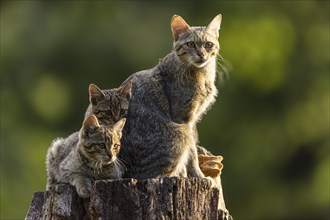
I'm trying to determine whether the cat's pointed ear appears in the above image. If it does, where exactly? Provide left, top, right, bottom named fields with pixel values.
left=206, top=14, right=222, bottom=37
left=113, top=118, right=126, bottom=138
left=171, top=15, right=191, bottom=41
left=117, top=80, right=132, bottom=101
left=83, top=115, right=100, bottom=132
left=89, top=84, right=105, bottom=105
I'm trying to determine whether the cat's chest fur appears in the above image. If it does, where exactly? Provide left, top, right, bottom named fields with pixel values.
left=161, top=54, right=217, bottom=125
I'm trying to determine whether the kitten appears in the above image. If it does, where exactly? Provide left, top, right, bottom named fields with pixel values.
left=85, top=80, right=132, bottom=126
left=46, top=115, right=126, bottom=198
left=119, top=14, right=222, bottom=179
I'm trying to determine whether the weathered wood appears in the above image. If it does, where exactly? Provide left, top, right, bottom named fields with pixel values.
left=41, top=184, right=86, bottom=220
left=25, top=192, right=45, bottom=220
left=26, top=177, right=232, bottom=220
left=89, top=178, right=220, bottom=219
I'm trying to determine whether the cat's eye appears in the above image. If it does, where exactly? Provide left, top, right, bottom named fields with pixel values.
left=105, top=110, right=112, bottom=115
left=120, top=109, right=127, bottom=115
left=186, top=42, right=195, bottom=48
left=205, top=42, right=213, bottom=48
left=113, top=144, right=120, bottom=149
left=98, top=143, right=106, bottom=149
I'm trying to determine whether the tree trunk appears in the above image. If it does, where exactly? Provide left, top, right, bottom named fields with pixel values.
left=26, top=177, right=232, bottom=220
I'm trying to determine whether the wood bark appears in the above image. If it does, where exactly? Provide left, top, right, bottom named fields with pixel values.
left=26, top=177, right=232, bottom=220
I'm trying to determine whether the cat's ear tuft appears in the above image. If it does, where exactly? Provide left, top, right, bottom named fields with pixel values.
left=171, top=15, right=190, bottom=41
left=117, top=80, right=132, bottom=101
left=83, top=115, right=100, bottom=132
left=89, top=84, right=105, bottom=105
left=113, top=118, right=126, bottom=138
left=206, top=14, right=222, bottom=37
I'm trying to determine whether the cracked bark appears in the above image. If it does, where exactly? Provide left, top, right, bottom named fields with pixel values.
left=26, top=177, right=232, bottom=220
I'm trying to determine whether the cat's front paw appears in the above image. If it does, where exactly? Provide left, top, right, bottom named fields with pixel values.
left=75, top=179, right=93, bottom=198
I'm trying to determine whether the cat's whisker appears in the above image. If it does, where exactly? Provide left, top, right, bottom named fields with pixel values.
left=93, top=161, right=98, bottom=174
left=98, top=161, right=103, bottom=174
left=215, top=54, right=231, bottom=86
left=113, top=160, right=120, bottom=172
left=94, top=161, right=98, bottom=174
left=115, top=158, right=127, bottom=171
left=116, top=157, right=128, bottom=171
left=99, top=161, right=103, bottom=174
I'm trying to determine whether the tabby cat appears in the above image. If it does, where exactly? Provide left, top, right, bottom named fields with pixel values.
left=46, top=115, right=126, bottom=198
left=119, top=14, right=222, bottom=179
left=85, top=80, right=132, bottom=126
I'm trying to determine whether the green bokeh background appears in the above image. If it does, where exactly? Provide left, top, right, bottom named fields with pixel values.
left=1, top=1, right=329, bottom=219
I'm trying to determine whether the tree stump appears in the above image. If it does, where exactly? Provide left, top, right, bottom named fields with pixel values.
left=26, top=177, right=232, bottom=220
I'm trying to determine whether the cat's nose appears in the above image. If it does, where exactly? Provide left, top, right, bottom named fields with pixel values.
left=197, top=48, right=206, bottom=58
left=198, top=55, right=207, bottom=62
left=107, top=151, right=113, bottom=160
left=197, top=52, right=207, bottom=62
left=197, top=52, right=205, bottom=58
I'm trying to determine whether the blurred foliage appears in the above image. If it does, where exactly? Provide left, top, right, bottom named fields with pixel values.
left=0, top=1, right=329, bottom=219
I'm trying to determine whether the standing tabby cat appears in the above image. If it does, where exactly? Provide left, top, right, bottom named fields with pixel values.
left=46, top=115, right=126, bottom=198
left=120, top=14, right=222, bottom=179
